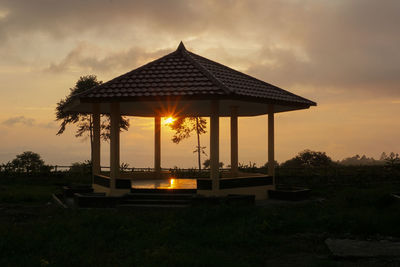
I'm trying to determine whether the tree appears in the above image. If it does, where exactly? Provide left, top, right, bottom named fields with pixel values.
left=380, top=152, right=388, bottom=161
left=281, top=149, right=333, bottom=168
left=339, top=154, right=382, bottom=166
left=11, top=151, right=46, bottom=173
left=262, top=160, right=279, bottom=168
left=0, top=161, right=14, bottom=172
left=384, top=152, right=400, bottom=167
left=56, top=75, right=130, bottom=163
left=202, top=159, right=224, bottom=169
left=69, top=160, right=92, bottom=174
left=169, top=117, right=207, bottom=171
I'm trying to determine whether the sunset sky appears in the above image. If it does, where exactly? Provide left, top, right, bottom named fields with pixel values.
left=0, top=0, right=399, bottom=168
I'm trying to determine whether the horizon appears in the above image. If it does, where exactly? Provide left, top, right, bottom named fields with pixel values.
left=0, top=147, right=394, bottom=169
left=1, top=0, right=399, bottom=168
left=0, top=115, right=397, bottom=168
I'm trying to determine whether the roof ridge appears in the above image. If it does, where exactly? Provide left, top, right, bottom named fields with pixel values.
left=188, top=51, right=316, bottom=106
left=177, top=41, right=186, bottom=51
left=179, top=47, right=232, bottom=95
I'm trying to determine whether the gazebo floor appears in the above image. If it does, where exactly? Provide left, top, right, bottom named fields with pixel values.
left=59, top=188, right=256, bottom=208
left=93, top=173, right=273, bottom=200
left=131, top=178, right=196, bottom=190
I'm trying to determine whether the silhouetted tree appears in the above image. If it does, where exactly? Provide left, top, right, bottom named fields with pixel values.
left=120, top=162, right=130, bottom=172
left=69, top=160, right=92, bottom=174
left=262, top=160, right=280, bottom=168
left=0, top=162, right=14, bottom=172
left=169, top=117, right=207, bottom=171
left=202, top=159, right=224, bottom=169
left=11, top=151, right=46, bottom=173
left=384, top=152, right=400, bottom=167
left=238, top=161, right=258, bottom=172
left=339, top=154, right=383, bottom=166
left=56, top=75, right=130, bottom=163
left=282, top=149, right=333, bottom=168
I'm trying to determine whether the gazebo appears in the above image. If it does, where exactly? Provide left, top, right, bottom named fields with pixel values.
left=64, top=42, right=316, bottom=200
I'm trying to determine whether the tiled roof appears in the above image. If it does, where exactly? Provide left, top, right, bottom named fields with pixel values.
left=79, top=42, right=316, bottom=107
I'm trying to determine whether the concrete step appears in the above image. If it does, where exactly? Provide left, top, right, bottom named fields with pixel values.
left=117, top=203, right=190, bottom=208
left=125, top=193, right=194, bottom=200
left=121, top=198, right=191, bottom=205
left=130, top=188, right=197, bottom=194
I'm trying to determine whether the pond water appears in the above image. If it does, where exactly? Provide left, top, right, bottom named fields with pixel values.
left=131, top=178, right=197, bottom=189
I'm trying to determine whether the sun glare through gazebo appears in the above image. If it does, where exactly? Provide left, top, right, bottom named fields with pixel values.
left=163, top=116, right=176, bottom=125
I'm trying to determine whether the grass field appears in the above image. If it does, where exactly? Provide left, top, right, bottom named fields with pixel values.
left=0, top=176, right=400, bottom=266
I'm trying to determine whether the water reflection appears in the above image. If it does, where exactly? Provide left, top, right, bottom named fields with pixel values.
left=131, top=178, right=196, bottom=189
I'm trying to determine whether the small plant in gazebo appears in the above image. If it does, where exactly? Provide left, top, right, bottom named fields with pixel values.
left=169, top=117, right=207, bottom=171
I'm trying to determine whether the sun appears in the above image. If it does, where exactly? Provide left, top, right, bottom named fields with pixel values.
left=164, top=116, right=175, bottom=125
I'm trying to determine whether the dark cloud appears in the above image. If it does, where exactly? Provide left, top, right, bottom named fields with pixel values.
left=242, top=1, right=400, bottom=95
left=0, top=0, right=211, bottom=42
left=1, top=0, right=400, bottom=95
left=46, top=43, right=170, bottom=73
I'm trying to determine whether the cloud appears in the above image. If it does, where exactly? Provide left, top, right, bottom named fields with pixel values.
left=2, top=116, right=35, bottom=126
left=240, top=1, right=400, bottom=95
left=0, top=0, right=211, bottom=42
left=46, top=43, right=170, bottom=74
left=2, top=116, right=56, bottom=129
left=1, top=0, right=400, bottom=96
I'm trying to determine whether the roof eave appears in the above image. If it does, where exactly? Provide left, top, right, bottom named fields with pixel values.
left=78, top=93, right=315, bottom=109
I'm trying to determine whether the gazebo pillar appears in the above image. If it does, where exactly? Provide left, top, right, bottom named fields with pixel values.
left=154, top=116, right=161, bottom=174
left=268, top=104, right=275, bottom=181
left=110, top=102, right=120, bottom=192
left=92, top=103, right=101, bottom=175
left=210, top=100, right=220, bottom=192
left=230, top=106, right=239, bottom=177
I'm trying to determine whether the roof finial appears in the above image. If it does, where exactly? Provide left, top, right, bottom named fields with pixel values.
left=177, top=41, right=186, bottom=51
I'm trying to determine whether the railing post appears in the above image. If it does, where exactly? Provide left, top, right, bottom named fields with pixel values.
left=92, top=103, right=101, bottom=175
left=154, top=116, right=161, bottom=174
left=109, top=102, right=120, bottom=193
left=210, top=100, right=220, bottom=192
left=268, top=104, right=275, bottom=183
left=230, top=106, right=239, bottom=177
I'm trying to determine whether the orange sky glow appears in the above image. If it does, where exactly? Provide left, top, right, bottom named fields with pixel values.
left=0, top=0, right=399, bottom=168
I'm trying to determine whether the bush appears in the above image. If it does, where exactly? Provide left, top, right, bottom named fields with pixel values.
left=1, top=151, right=53, bottom=175
left=281, top=150, right=334, bottom=168
left=69, top=160, right=92, bottom=174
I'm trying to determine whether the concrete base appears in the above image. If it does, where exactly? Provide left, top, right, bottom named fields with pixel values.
left=197, top=185, right=274, bottom=200
left=92, top=184, right=130, bottom=197
left=119, top=171, right=171, bottom=180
